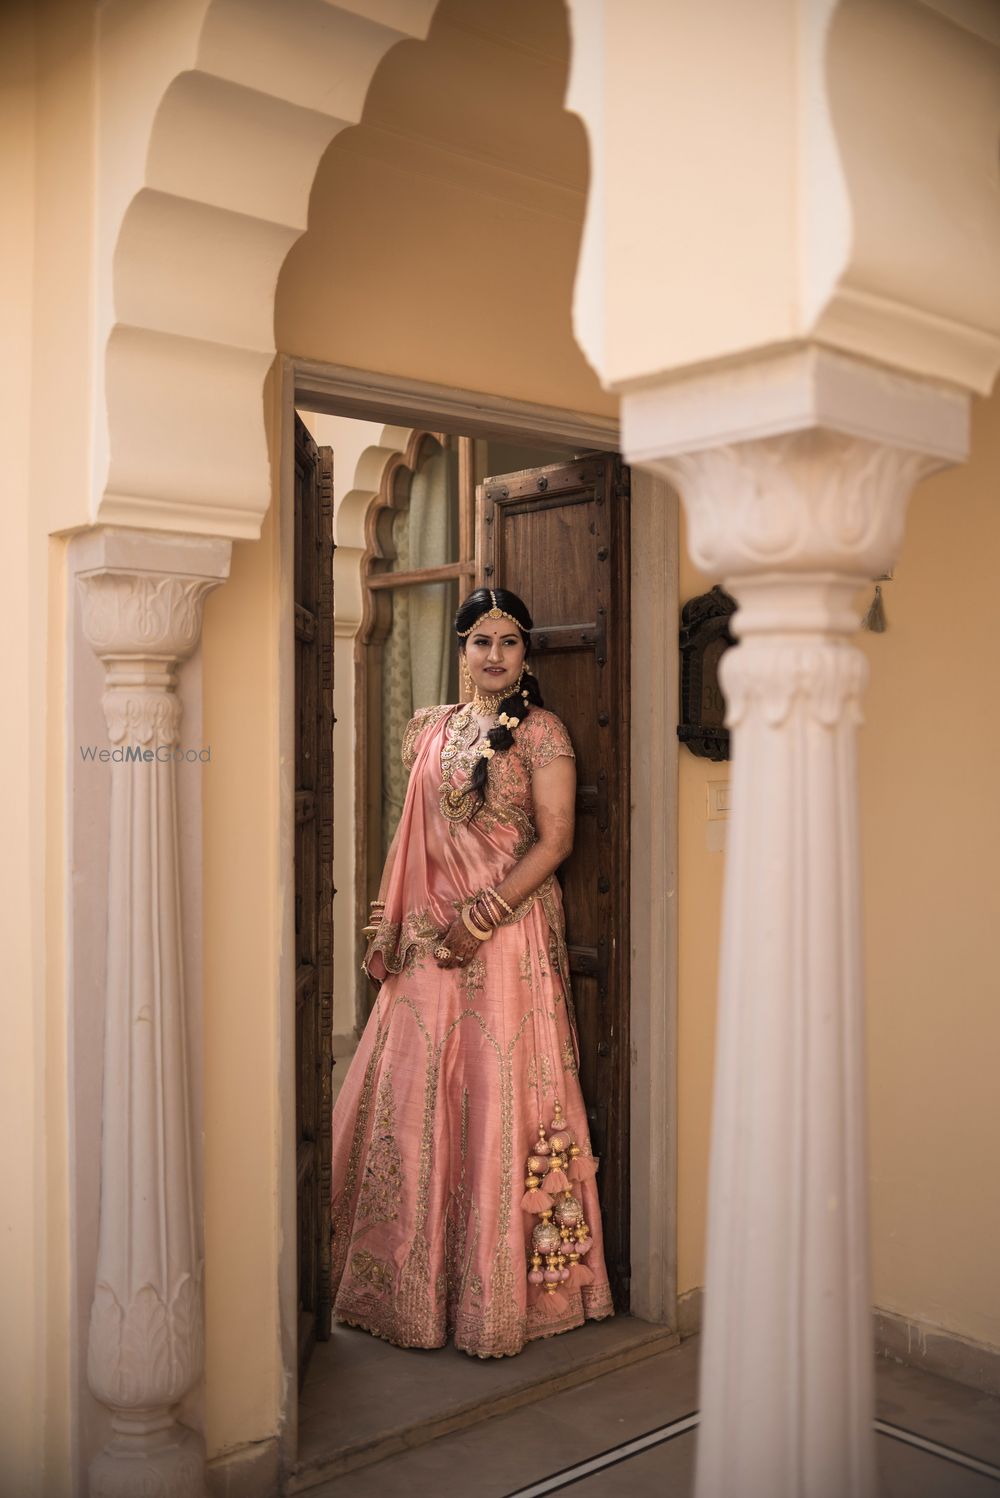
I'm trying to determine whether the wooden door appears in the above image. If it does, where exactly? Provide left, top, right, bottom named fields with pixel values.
left=477, top=454, right=631, bottom=1309
left=294, top=416, right=335, bottom=1379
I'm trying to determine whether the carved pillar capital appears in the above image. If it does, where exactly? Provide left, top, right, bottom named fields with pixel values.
left=662, top=429, right=939, bottom=767
left=74, top=528, right=230, bottom=1498
left=78, top=564, right=223, bottom=751
left=78, top=567, right=221, bottom=659
left=664, top=427, right=936, bottom=592
left=622, top=351, right=969, bottom=1498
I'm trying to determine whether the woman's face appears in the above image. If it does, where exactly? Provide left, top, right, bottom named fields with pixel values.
left=463, top=619, right=527, bottom=699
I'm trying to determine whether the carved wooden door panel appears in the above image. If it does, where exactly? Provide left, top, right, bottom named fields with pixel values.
left=477, top=454, right=631, bottom=1309
left=294, top=416, right=335, bottom=1380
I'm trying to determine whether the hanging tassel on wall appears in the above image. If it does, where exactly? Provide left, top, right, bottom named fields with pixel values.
left=861, top=570, right=893, bottom=633
left=862, top=583, right=887, bottom=633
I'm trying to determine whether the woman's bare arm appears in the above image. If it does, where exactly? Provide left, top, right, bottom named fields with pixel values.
left=495, top=753, right=576, bottom=909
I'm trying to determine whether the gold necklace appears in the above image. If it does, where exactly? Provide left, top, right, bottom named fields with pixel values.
left=468, top=665, right=525, bottom=716
left=471, top=687, right=505, bottom=713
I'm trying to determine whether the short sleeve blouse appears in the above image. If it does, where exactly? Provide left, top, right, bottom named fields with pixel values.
left=401, top=704, right=451, bottom=772
left=513, top=708, right=575, bottom=774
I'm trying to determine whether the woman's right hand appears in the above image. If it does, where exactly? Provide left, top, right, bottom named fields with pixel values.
left=434, top=916, right=482, bottom=970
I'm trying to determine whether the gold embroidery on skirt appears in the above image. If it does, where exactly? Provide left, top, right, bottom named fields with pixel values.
left=356, top=1069, right=401, bottom=1228
left=527, top=1049, right=555, bottom=1109
left=332, top=1002, right=390, bottom=1286
left=349, top=1250, right=393, bottom=1296
left=461, top=955, right=486, bottom=1004
left=475, top=1007, right=533, bottom=1356
left=394, top=1000, right=437, bottom=1341
left=394, top=1001, right=521, bottom=1347
left=338, top=997, right=609, bottom=1358
left=538, top=881, right=578, bottom=1032
left=445, top=1086, right=472, bottom=1333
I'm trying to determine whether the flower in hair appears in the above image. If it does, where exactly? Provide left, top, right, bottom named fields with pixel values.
left=498, top=712, right=520, bottom=729
left=480, top=744, right=495, bottom=759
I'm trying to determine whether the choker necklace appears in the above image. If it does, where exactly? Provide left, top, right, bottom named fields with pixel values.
left=467, top=666, right=526, bottom=716
left=471, top=687, right=506, bottom=714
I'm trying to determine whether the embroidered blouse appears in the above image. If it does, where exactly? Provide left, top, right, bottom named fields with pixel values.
left=403, top=702, right=575, bottom=837
left=363, top=702, right=576, bottom=983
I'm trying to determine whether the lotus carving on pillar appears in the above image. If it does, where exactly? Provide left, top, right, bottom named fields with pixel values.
left=88, top=1272, right=204, bottom=1411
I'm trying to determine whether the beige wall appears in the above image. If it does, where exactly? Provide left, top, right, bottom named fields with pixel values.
left=861, top=387, right=1000, bottom=1350
left=276, top=134, right=611, bottom=419
left=275, top=0, right=613, bottom=421
left=0, top=9, right=43, bottom=1488
left=0, top=4, right=75, bottom=1491
left=201, top=499, right=283, bottom=1457
left=674, top=386, right=1000, bottom=1350
left=675, top=536, right=726, bottom=1298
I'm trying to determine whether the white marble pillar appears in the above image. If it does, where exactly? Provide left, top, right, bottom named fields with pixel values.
left=624, top=351, right=968, bottom=1498
left=76, top=529, right=230, bottom=1498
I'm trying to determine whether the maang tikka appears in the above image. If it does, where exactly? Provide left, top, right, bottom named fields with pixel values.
left=456, top=590, right=524, bottom=638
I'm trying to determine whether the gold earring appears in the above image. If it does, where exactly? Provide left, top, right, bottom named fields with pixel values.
left=461, top=655, right=473, bottom=696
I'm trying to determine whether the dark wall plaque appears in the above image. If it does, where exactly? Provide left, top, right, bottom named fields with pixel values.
left=677, top=585, right=737, bottom=761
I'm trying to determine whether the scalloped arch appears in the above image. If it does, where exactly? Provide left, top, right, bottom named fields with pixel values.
left=331, top=424, right=418, bottom=635
left=99, top=0, right=438, bottom=540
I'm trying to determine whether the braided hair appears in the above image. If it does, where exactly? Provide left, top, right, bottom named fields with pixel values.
left=455, top=587, right=545, bottom=812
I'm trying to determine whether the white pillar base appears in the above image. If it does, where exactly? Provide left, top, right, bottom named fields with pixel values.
left=90, top=1421, right=205, bottom=1498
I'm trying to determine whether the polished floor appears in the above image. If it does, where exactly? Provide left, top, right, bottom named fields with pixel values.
left=296, top=1324, right=1000, bottom=1497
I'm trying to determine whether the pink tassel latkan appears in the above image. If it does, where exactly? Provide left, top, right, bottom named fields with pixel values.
left=569, top=1155, right=599, bottom=1182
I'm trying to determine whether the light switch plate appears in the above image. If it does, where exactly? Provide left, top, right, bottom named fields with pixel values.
left=707, top=780, right=731, bottom=821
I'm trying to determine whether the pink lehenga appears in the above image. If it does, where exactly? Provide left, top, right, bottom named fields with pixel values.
left=331, top=702, right=614, bottom=1358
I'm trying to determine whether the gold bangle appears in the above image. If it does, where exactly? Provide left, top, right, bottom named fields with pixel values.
left=476, top=892, right=501, bottom=924
left=461, top=905, right=493, bottom=942
left=488, top=887, right=516, bottom=918
left=470, top=897, right=498, bottom=931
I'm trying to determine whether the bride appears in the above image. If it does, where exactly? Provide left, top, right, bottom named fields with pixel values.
left=330, top=586, right=613, bottom=1358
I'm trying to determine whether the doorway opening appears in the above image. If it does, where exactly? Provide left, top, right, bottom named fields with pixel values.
left=283, top=367, right=676, bottom=1487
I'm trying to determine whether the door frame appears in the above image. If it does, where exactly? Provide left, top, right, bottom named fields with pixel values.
left=275, top=356, right=679, bottom=1462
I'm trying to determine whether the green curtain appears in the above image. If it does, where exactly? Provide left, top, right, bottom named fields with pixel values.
left=379, top=444, right=456, bottom=857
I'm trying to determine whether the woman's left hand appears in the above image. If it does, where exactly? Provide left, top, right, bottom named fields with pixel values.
left=434, top=917, right=482, bottom=969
